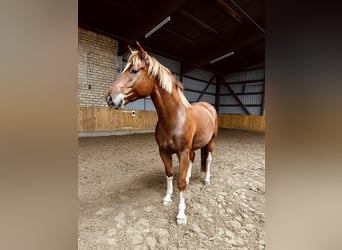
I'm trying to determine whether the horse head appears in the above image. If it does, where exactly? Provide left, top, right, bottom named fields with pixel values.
left=106, top=42, right=154, bottom=109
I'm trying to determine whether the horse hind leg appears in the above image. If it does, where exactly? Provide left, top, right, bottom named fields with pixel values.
left=186, top=150, right=195, bottom=185
left=201, top=144, right=214, bottom=185
left=204, top=152, right=212, bottom=184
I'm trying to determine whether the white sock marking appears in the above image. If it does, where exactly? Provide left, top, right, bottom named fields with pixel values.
left=204, top=153, right=212, bottom=183
left=176, top=191, right=187, bottom=224
left=163, top=175, right=173, bottom=206
left=186, top=161, right=193, bottom=184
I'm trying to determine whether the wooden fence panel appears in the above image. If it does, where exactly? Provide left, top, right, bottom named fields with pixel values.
left=78, top=107, right=158, bottom=132
left=218, top=114, right=265, bottom=132
left=78, top=107, right=264, bottom=132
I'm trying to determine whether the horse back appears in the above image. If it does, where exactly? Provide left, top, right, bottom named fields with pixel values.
left=191, top=102, right=218, bottom=127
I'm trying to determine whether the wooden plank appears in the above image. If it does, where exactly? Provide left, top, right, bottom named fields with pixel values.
left=78, top=106, right=96, bottom=131
left=179, top=9, right=219, bottom=34
left=229, top=0, right=265, bottom=33
left=79, top=110, right=265, bottom=132
left=216, top=0, right=243, bottom=24
left=78, top=107, right=158, bottom=132
left=163, top=28, right=197, bottom=46
left=218, top=114, right=265, bottom=132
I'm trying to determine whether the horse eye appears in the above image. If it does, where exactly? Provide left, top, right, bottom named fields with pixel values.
left=130, top=69, right=138, bottom=74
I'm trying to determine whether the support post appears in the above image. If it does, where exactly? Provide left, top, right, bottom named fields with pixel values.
left=215, top=75, right=221, bottom=112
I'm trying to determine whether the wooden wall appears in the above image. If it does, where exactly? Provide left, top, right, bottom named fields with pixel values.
left=78, top=107, right=158, bottom=132
left=78, top=107, right=265, bottom=133
left=218, top=114, right=265, bottom=132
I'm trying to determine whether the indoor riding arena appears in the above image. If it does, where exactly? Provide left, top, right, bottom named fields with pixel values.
left=79, top=0, right=265, bottom=249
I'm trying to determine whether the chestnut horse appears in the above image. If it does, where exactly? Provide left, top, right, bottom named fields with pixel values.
left=106, top=42, right=218, bottom=225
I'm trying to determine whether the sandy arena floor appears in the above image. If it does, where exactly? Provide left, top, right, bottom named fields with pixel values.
left=78, top=129, right=265, bottom=249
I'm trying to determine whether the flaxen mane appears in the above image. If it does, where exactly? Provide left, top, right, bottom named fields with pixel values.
left=125, top=51, right=191, bottom=108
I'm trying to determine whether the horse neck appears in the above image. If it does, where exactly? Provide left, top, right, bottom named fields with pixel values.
left=150, top=80, right=185, bottom=124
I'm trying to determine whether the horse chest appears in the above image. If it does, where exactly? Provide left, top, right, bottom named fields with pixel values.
left=159, top=137, right=178, bottom=152
left=157, top=132, right=187, bottom=153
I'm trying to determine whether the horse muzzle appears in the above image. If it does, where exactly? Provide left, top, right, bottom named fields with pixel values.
left=106, top=94, right=124, bottom=109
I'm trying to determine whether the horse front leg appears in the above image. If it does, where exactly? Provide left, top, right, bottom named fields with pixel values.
left=176, top=149, right=190, bottom=225
left=186, top=150, right=195, bottom=185
left=159, top=149, right=173, bottom=206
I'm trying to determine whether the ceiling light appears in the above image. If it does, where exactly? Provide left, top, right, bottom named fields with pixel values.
left=145, top=16, right=171, bottom=39
left=210, top=51, right=235, bottom=64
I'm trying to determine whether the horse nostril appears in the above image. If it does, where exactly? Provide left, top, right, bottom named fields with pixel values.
left=106, top=94, right=123, bottom=109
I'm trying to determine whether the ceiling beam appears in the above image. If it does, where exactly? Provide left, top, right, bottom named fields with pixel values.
left=222, top=53, right=264, bottom=75
left=118, top=0, right=190, bottom=55
left=229, top=0, right=265, bottom=33
left=79, top=0, right=264, bottom=76
left=124, top=0, right=190, bottom=41
left=163, top=28, right=197, bottom=46
left=216, top=0, right=243, bottom=24
left=181, top=28, right=264, bottom=74
left=179, top=9, right=219, bottom=35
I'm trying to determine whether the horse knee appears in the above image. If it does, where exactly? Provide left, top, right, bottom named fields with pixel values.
left=177, top=179, right=187, bottom=191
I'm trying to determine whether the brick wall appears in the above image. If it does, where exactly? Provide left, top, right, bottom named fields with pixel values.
left=78, top=27, right=122, bottom=107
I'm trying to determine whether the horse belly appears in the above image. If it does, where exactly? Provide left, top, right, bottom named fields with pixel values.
left=190, top=103, right=217, bottom=150
left=192, top=128, right=213, bottom=150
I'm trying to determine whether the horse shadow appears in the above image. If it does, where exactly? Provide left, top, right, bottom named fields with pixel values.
left=106, top=171, right=166, bottom=206
left=105, top=163, right=204, bottom=209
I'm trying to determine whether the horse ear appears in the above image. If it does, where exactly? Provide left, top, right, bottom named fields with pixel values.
left=127, top=45, right=133, bottom=53
left=136, top=41, right=147, bottom=59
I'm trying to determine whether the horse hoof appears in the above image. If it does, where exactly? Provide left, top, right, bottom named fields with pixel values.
left=163, top=200, right=172, bottom=206
left=176, top=216, right=187, bottom=225
left=204, top=180, right=210, bottom=185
